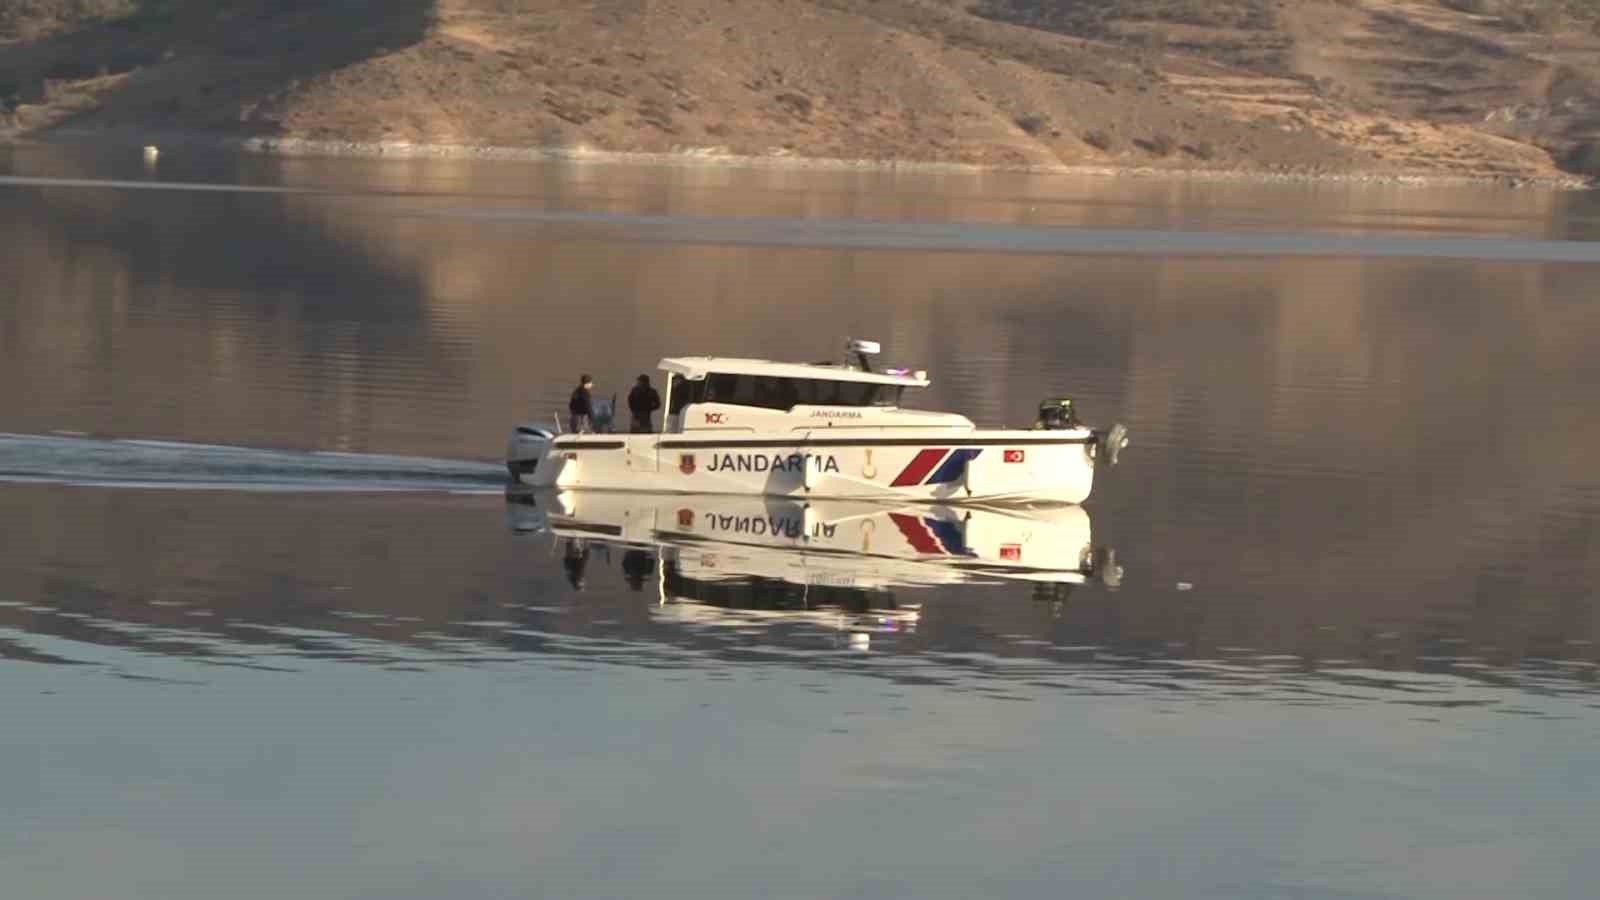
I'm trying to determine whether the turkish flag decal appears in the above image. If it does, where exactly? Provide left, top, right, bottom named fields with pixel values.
left=1003, top=449, right=1025, bottom=463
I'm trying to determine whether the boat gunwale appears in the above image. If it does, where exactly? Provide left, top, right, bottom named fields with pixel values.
left=550, top=435, right=1096, bottom=451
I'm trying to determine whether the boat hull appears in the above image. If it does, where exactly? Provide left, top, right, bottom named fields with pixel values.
left=508, top=430, right=1101, bottom=504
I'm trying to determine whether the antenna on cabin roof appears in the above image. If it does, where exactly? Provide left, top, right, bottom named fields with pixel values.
left=846, top=338, right=880, bottom=373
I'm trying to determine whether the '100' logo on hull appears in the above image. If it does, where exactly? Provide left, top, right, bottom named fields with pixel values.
left=705, top=453, right=841, bottom=473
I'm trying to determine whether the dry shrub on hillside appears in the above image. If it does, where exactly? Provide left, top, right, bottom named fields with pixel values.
left=1014, top=113, right=1048, bottom=135
left=1142, top=132, right=1177, bottom=156
left=1082, top=128, right=1116, bottom=150
left=775, top=92, right=813, bottom=118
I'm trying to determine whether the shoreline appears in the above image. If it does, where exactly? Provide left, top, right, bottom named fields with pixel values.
left=8, top=128, right=1595, bottom=191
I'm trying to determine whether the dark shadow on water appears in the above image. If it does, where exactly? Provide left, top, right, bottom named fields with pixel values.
left=0, top=168, right=427, bottom=313
left=0, top=141, right=480, bottom=453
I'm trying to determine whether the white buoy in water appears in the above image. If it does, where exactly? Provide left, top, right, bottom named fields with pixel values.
left=143, top=145, right=159, bottom=163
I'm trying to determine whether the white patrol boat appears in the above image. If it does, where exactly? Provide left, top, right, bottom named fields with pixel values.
left=506, top=340, right=1128, bottom=505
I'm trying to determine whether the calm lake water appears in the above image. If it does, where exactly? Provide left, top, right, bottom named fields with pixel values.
left=3, top=142, right=1599, bottom=899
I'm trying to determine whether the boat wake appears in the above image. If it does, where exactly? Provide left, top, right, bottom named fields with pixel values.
left=0, top=433, right=506, bottom=494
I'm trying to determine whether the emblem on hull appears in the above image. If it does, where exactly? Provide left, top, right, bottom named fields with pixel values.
left=679, top=454, right=696, bottom=475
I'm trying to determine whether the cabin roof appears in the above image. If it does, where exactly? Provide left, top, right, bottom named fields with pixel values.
left=657, top=356, right=930, bottom=387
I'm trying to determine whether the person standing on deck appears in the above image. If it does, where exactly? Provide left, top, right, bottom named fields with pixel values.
left=627, top=374, right=661, bottom=433
left=568, top=374, right=594, bottom=434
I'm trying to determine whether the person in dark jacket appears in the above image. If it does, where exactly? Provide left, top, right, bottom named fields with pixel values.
left=627, top=374, right=661, bottom=433
left=568, top=374, right=594, bottom=433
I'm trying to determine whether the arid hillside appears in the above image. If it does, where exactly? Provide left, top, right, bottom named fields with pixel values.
left=2, top=0, right=1598, bottom=181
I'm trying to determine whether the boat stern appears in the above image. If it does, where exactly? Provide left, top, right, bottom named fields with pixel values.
left=505, top=425, right=556, bottom=483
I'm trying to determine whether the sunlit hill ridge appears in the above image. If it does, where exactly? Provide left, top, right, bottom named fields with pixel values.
left=3, top=1, right=1599, bottom=179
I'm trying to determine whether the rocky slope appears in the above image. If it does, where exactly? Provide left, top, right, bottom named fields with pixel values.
left=2, top=0, right=1597, bottom=180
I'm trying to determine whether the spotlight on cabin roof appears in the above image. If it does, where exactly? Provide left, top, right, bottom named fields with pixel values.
left=846, top=339, right=880, bottom=355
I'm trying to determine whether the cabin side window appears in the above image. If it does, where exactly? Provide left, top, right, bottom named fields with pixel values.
left=700, top=374, right=903, bottom=410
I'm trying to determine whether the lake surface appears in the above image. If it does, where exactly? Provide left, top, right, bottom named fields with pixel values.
left=3, top=142, right=1598, bottom=899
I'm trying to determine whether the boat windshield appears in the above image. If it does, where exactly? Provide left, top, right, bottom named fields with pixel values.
left=671, top=373, right=904, bottom=412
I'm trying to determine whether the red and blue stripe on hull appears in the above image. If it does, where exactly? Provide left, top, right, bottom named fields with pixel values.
left=889, top=448, right=983, bottom=487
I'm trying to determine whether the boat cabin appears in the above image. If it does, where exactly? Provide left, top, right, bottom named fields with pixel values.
left=656, top=356, right=969, bottom=433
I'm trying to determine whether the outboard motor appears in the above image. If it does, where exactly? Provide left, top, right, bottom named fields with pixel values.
left=1035, top=397, right=1128, bottom=467
left=505, top=424, right=555, bottom=481
left=1035, top=397, right=1082, bottom=430
left=1093, top=423, right=1129, bottom=467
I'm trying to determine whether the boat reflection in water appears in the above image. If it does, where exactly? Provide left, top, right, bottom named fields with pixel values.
left=506, top=489, right=1120, bottom=649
